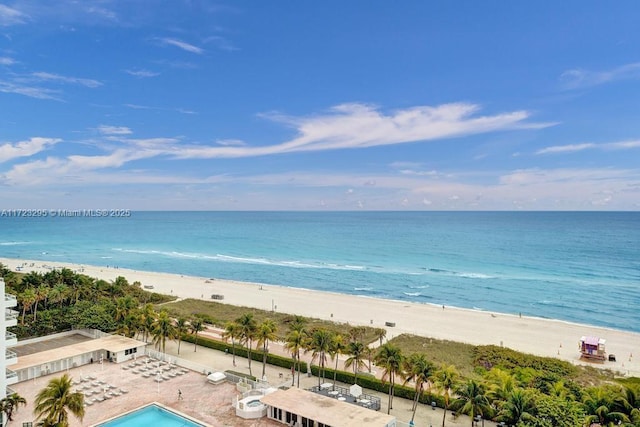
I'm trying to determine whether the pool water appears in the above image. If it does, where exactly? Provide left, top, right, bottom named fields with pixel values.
left=96, top=404, right=205, bottom=427
left=246, top=399, right=263, bottom=407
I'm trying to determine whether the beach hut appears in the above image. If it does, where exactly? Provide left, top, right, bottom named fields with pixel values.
left=579, top=336, right=606, bottom=361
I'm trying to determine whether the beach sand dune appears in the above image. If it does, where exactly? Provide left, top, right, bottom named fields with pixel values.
left=2, top=257, right=639, bottom=377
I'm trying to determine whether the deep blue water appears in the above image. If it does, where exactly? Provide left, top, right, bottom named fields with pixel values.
left=1, top=211, right=638, bottom=332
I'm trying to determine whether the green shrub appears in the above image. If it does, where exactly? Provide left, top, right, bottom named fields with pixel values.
left=181, top=334, right=307, bottom=372
left=473, top=345, right=576, bottom=377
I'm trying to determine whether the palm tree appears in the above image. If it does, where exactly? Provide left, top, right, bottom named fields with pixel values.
left=48, top=283, right=69, bottom=308
left=0, top=392, right=27, bottom=423
left=114, top=295, right=137, bottom=323
left=175, top=317, right=188, bottom=354
left=256, top=319, right=278, bottom=378
left=344, top=341, right=367, bottom=384
left=236, top=313, right=258, bottom=376
left=33, top=285, right=48, bottom=322
left=222, top=321, right=241, bottom=366
left=190, top=318, right=205, bottom=352
left=451, top=379, right=492, bottom=427
left=284, top=328, right=307, bottom=387
left=287, top=315, right=307, bottom=333
left=140, top=303, right=156, bottom=343
left=306, top=328, right=333, bottom=387
left=33, top=374, right=84, bottom=427
left=151, top=310, right=176, bottom=354
left=496, top=388, right=537, bottom=426
left=403, top=353, right=436, bottom=424
left=329, top=334, right=347, bottom=388
left=486, top=367, right=517, bottom=410
left=433, top=364, right=459, bottom=427
left=613, top=385, right=640, bottom=422
left=583, top=386, right=630, bottom=427
left=374, top=327, right=387, bottom=346
left=348, top=326, right=367, bottom=343
left=19, top=288, right=36, bottom=325
left=375, top=343, right=404, bottom=414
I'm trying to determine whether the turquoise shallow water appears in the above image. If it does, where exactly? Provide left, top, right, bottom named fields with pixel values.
left=96, top=404, right=204, bottom=426
left=1, top=211, right=638, bottom=332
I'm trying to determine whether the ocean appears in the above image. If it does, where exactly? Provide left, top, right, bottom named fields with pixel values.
left=0, top=211, right=638, bottom=332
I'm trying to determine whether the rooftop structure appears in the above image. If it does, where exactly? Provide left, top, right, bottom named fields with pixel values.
left=11, top=333, right=147, bottom=382
left=260, top=387, right=396, bottom=427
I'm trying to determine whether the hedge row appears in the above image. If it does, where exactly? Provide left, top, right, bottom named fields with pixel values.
left=181, top=334, right=308, bottom=372
left=182, top=333, right=447, bottom=410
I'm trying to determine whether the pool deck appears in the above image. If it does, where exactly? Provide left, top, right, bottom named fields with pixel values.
left=10, top=355, right=279, bottom=427
left=9, top=330, right=496, bottom=427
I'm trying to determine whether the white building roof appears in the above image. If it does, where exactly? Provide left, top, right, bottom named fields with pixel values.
left=260, top=387, right=396, bottom=427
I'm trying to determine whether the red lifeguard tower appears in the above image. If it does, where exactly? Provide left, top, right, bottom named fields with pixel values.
left=579, top=336, right=606, bottom=361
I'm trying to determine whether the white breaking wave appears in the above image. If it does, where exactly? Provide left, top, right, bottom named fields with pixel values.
left=112, top=248, right=368, bottom=272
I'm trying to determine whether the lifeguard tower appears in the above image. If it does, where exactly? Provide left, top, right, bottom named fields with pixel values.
left=579, top=336, right=606, bottom=361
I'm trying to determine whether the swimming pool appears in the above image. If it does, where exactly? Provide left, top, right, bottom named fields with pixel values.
left=95, top=403, right=206, bottom=427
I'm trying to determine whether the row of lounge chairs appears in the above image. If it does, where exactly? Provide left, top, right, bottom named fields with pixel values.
left=83, top=388, right=129, bottom=407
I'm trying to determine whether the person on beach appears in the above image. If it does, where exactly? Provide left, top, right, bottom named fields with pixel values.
left=178, top=389, right=183, bottom=400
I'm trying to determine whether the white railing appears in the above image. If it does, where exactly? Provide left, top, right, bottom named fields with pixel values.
left=5, top=349, right=17, bottom=361
left=4, top=294, right=17, bottom=307
left=6, top=369, right=17, bottom=380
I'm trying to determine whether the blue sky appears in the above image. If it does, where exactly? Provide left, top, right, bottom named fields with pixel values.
left=1, top=1, right=639, bottom=210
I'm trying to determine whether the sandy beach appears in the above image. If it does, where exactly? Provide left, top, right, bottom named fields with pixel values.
left=2, top=256, right=639, bottom=378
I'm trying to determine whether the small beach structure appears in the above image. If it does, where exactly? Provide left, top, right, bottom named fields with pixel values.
left=206, top=372, right=226, bottom=385
left=579, top=336, right=606, bottom=361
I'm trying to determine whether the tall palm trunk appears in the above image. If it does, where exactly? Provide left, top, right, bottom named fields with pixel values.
left=261, top=341, right=268, bottom=378
left=247, top=338, right=253, bottom=376
left=291, top=353, right=297, bottom=386
left=387, top=371, right=393, bottom=414
left=296, top=350, right=301, bottom=387
left=411, top=384, right=421, bottom=420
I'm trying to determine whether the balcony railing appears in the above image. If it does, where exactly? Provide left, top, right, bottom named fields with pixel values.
left=6, top=386, right=16, bottom=396
left=4, top=294, right=17, bottom=307
left=5, top=331, right=16, bottom=342
left=5, top=308, right=18, bottom=321
left=5, top=349, right=17, bottom=362
left=6, top=369, right=17, bottom=380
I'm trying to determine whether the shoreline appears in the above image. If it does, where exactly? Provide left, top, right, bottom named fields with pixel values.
left=2, top=256, right=639, bottom=377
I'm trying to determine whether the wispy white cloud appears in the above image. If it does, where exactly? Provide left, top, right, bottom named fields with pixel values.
left=0, top=80, right=61, bottom=100
left=536, top=143, right=595, bottom=155
left=607, top=140, right=640, bottom=150
left=560, top=62, right=640, bottom=89
left=31, top=72, right=102, bottom=88
left=124, top=103, right=197, bottom=115
left=159, top=37, right=204, bottom=54
left=97, top=125, right=132, bottom=135
left=0, top=137, right=60, bottom=163
left=216, top=139, right=246, bottom=146
left=0, top=56, right=15, bottom=65
left=536, top=139, right=640, bottom=155
left=85, top=6, right=118, bottom=21
left=175, top=102, right=554, bottom=159
left=203, top=35, right=238, bottom=52
left=0, top=4, right=28, bottom=26
left=125, top=69, right=159, bottom=78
